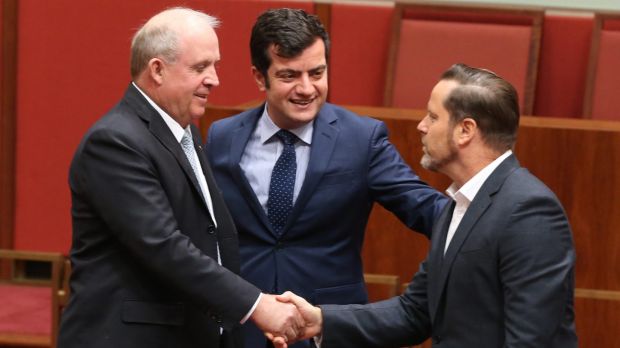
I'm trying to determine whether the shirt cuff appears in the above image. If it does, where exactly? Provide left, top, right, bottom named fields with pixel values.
left=240, top=293, right=263, bottom=324
left=313, top=335, right=323, bottom=347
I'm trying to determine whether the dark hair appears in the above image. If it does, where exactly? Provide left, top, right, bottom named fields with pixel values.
left=441, top=63, right=520, bottom=151
left=250, top=8, right=330, bottom=87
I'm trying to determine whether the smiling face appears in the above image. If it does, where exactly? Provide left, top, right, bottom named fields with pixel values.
left=156, top=24, right=220, bottom=128
left=417, top=79, right=461, bottom=173
left=253, top=39, right=328, bottom=130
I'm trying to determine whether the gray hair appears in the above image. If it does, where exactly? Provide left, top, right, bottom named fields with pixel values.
left=130, top=7, right=220, bottom=79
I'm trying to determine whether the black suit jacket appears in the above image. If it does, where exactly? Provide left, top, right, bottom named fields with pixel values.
left=320, top=155, right=577, bottom=347
left=58, top=84, right=260, bottom=348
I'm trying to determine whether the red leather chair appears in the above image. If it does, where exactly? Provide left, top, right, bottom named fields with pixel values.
left=0, top=250, right=69, bottom=348
left=384, top=3, right=543, bottom=115
left=583, top=14, right=620, bottom=120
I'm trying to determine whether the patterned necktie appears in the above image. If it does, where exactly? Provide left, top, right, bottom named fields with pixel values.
left=267, top=130, right=298, bottom=235
left=181, top=129, right=221, bottom=265
left=181, top=129, right=203, bottom=191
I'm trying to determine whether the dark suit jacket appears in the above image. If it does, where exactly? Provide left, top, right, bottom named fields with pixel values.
left=207, top=103, right=448, bottom=347
left=320, top=155, right=577, bottom=347
left=58, top=84, right=261, bottom=348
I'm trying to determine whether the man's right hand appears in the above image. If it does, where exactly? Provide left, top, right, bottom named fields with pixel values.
left=250, top=293, right=305, bottom=344
left=270, top=291, right=323, bottom=347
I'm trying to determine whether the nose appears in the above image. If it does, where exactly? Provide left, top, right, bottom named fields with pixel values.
left=295, top=74, right=313, bottom=95
left=203, top=66, right=220, bottom=88
left=417, top=115, right=429, bottom=133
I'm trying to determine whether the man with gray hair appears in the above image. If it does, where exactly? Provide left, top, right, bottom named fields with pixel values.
left=58, top=7, right=303, bottom=348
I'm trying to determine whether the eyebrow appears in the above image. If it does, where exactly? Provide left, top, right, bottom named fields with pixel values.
left=192, top=57, right=220, bottom=67
left=309, top=65, right=327, bottom=72
left=274, top=69, right=298, bottom=76
left=274, top=64, right=327, bottom=75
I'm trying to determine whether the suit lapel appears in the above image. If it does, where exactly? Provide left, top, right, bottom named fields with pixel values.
left=429, top=155, right=520, bottom=321
left=126, top=84, right=209, bottom=213
left=228, top=107, right=275, bottom=234
left=427, top=200, right=455, bottom=319
left=192, top=125, right=218, bottom=220
left=284, top=107, right=339, bottom=234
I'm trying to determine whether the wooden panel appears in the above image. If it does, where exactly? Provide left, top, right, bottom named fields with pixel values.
left=574, top=296, right=620, bottom=347
left=364, top=273, right=400, bottom=302
left=0, top=0, right=17, bottom=252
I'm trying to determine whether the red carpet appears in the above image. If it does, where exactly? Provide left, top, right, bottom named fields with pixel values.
left=0, top=284, right=51, bottom=335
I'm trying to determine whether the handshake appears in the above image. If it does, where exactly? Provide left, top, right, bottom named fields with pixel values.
left=250, top=291, right=323, bottom=348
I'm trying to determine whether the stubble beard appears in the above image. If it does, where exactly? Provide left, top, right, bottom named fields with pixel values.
left=420, top=153, right=438, bottom=172
left=420, top=138, right=458, bottom=173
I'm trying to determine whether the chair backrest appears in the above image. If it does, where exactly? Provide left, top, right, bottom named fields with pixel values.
left=384, top=4, right=543, bottom=115
left=200, top=104, right=251, bottom=139
left=583, top=14, right=620, bottom=120
left=0, top=249, right=68, bottom=348
left=364, top=273, right=401, bottom=302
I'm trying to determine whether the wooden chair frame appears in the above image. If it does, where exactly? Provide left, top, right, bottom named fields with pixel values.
left=582, top=12, right=620, bottom=119
left=364, top=272, right=401, bottom=299
left=384, top=3, right=543, bottom=115
left=0, top=249, right=69, bottom=348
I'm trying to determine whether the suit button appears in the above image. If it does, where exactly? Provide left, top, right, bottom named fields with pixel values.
left=207, top=225, right=215, bottom=234
left=432, top=335, right=442, bottom=344
left=275, top=241, right=284, bottom=251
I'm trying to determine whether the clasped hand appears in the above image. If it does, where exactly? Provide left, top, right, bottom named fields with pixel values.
left=251, top=291, right=323, bottom=348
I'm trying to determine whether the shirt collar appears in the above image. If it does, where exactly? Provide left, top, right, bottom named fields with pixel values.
left=132, top=82, right=189, bottom=142
left=446, top=150, right=513, bottom=203
left=257, top=104, right=313, bottom=145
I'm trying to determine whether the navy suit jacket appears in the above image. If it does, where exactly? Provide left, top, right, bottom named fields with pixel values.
left=320, top=155, right=577, bottom=348
left=58, top=84, right=260, bottom=348
left=207, top=103, right=447, bottom=347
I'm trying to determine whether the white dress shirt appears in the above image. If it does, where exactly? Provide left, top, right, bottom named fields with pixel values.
left=444, top=150, right=512, bottom=254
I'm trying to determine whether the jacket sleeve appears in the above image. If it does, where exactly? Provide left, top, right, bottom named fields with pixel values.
left=320, top=260, right=432, bottom=347
left=499, top=193, right=575, bottom=346
left=367, top=120, right=449, bottom=237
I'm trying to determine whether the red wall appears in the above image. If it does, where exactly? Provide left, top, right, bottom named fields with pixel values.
left=12, top=0, right=312, bottom=253
left=8, top=2, right=602, bottom=253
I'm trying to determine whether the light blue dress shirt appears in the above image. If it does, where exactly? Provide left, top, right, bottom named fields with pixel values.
left=240, top=105, right=313, bottom=213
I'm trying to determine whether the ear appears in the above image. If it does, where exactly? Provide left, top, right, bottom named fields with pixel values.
left=251, top=66, right=267, bottom=92
left=147, top=58, right=165, bottom=85
left=455, top=117, right=477, bottom=146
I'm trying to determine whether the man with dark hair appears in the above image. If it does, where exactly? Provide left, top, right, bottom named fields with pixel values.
left=275, top=63, right=578, bottom=348
left=58, top=8, right=304, bottom=348
left=206, top=8, right=447, bottom=348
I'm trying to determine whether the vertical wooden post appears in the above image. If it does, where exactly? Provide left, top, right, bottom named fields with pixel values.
left=1, top=0, right=18, bottom=252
